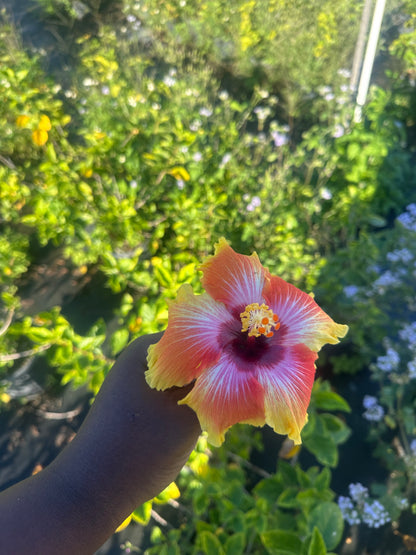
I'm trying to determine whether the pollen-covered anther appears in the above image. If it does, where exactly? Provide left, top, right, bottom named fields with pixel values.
left=240, top=303, right=280, bottom=338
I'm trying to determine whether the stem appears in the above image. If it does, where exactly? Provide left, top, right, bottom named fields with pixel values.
left=0, top=343, right=51, bottom=362
left=396, top=388, right=410, bottom=455
left=0, top=309, right=14, bottom=336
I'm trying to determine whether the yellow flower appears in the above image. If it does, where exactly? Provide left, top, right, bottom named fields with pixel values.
left=38, top=114, right=52, bottom=131
left=16, top=115, right=30, bottom=128
left=82, top=168, right=93, bottom=178
left=32, top=129, right=49, bottom=146
left=167, top=166, right=190, bottom=181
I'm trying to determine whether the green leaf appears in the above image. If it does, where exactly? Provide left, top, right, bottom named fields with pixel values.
left=132, top=500, right=153, bottom=525
left=224, top=532, right=246, bottom=554
left=307, top=502, right=344, bottom=551
left=254, top=477, right=284, bottom=504
left=308, top=527, right=327, bottom=555
left=366, top=214, right=387, bottom=227
left=153, top=264, right=173, bottom=288
left=194, top=489, right=209, bottom=515
left=303, top=433, right=338, bottom=467
left=197, top=531, right=225, bottom=555
left=314, top=467, right=331, bottom=491
left=277, top=461, right=298, bottom=486
left=77, top=335, right=106, bottom=350
left=320, top=414, right=351, bottom=445
left=277, top=487, right=299, bottom=509
left=313, top=390, right=350, bottom=413
left=297, top=487, right=333, bottom=509
left=26, top=327, right=55, bottom=342
left=110, top=328, right=130, bottom=355
left=154, top=482, right=180, bottom=504
left=261, top=530, right=303, bottom=555
left=245, top=508, right=268, bottom=533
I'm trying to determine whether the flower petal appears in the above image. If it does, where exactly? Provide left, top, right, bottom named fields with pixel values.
left=146, top=284, right=231, bottom=390
left=178, top=355, right=265, bottom=446
left=256, top=344, right=318, bottom=444
left=265, top=275, right=348, bottom=351
left=200, top=237, right=268, bottom=312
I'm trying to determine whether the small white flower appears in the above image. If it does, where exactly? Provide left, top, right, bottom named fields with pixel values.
left=190, top=120, right=201, bottom=132
left=338, top=68, right=351, bottom=79
left=271, top=130, right=288, bottom=147
left=65, top=89, right=77, bottom=99
left=163, top=76, right=176, bottom=87
left=254, top=106, right=270, bottom=121
left=246, top=196, right=261, bottom=212
left=220, top=153, right=232, bottom=167
left=333, top=124, right=345, bottom=138
left=199, top=107, right=213, bottom=117
left=257, top=89, right=269, bottom=99
left=83, top=77, right=97, bottom=87
left=320, top=187, right=332, bottom=200
left=193, top=152, right=202, bottom=162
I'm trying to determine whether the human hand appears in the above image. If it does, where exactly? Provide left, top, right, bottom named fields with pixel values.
left=0, top=332, right=201, bottom=555
left=58, top=331, right=202, bottom=518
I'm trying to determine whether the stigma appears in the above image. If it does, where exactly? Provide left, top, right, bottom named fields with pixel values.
left=240, top=302, right=280, bottom=338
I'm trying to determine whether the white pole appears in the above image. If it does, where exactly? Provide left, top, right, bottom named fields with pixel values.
left=354, top=0, right=387, bottom=122
left=350, top=0, right=374, bottom=93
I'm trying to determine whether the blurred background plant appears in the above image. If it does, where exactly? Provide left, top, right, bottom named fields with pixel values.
left=1, top=0, right=416, bottom=552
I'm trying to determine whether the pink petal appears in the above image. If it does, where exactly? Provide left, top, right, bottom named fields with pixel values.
left=255, top=344, right=317, bottom=444
left=178, top=354, right=266, bottom=446
left=200, top=238, right=269, bottom=312
left=264, top=275, right=348, bottom=352
left=146, top=284, right=231, bottom=390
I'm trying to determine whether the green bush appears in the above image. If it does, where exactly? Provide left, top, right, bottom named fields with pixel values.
left=1, top=0, right=416, bottom=551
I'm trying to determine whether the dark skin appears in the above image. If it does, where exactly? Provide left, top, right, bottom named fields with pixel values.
left=0, top=333, right=201, bottom=555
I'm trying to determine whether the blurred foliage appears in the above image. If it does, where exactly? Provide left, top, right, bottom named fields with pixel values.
left=1, top=0, right=416, bottom=551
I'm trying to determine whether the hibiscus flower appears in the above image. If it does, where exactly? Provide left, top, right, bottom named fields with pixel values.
left=146, top=238, right=348, bottom=447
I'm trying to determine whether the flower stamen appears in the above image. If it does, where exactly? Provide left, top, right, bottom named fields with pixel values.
left=240, top=303, right=280, bottom=338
